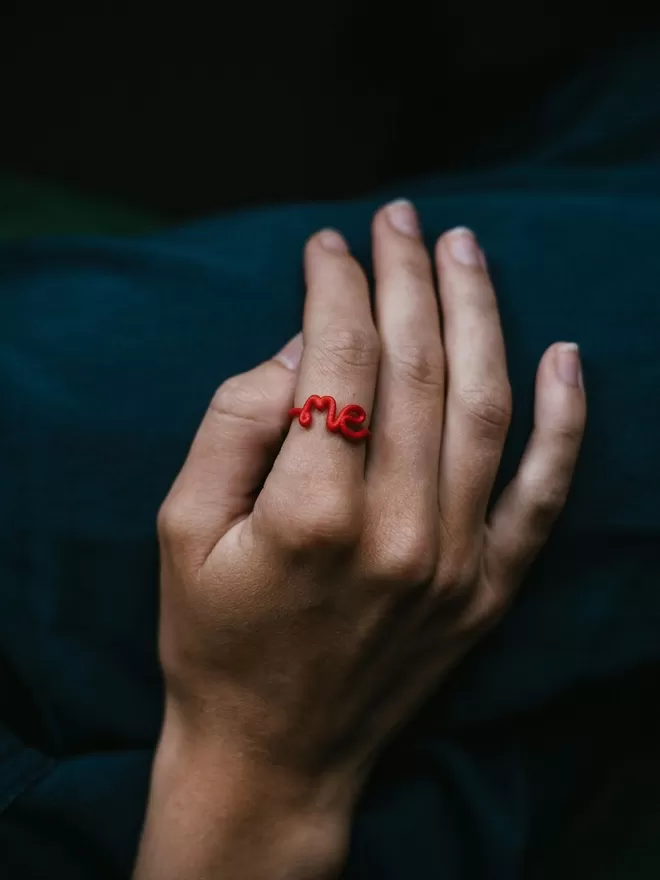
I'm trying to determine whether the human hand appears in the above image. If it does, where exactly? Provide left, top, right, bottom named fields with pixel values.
left=136, top=202, right=586, bottom=879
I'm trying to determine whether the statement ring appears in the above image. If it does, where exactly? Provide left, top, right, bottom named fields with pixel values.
left=289, top=395, right=371, bottom=441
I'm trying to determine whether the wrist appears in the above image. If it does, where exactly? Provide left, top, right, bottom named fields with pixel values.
left=135, top=700, right=354, bottom=880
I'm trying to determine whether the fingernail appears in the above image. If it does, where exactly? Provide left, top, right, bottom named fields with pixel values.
left=446, top=227, right=482, bottom=267
left=275, top=332, right=304, bottom=370
left=318, top=229, right=349, bottom=253
left=556, top=342, right=582, bottom=387
left=386, top=199, right=420, bottom=237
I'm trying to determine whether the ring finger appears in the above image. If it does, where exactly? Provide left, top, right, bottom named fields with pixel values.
left=436, top=228, right=512, bottom=544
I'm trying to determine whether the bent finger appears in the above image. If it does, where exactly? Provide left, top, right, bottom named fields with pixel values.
left=485, top=342, right=586, bottom=592
left=158, top=334, right=302, bottom=560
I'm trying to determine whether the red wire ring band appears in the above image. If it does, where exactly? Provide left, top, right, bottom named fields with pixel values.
left=289, top=395, right=371, bottom=441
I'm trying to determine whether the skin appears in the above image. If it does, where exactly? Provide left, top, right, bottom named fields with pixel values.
left=134, top=200, right=586, bottom=880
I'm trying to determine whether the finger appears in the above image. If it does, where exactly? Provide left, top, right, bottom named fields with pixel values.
left=485, top=342, right=586, bottom=592
left=158, top=333, right=302, bottom=557
left=272, top=230, right=379, bottom=494
left=367, top=200, right=444, bottom=529
left=435, top=228, right=512, bottom=544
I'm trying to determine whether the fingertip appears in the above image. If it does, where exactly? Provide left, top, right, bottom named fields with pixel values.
left=308, top=228, right=350, bottom=255
left=436, top=227, right=487, bottom=271
left=376, top=199, right=421, bottom=238
left=555, top=342, right=584, bottom=389
left=534, top=342, right=587, bottom=434
left=537, top=342, right=585, bottom=394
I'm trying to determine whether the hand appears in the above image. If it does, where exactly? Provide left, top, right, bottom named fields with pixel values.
left=135, top=202, right=586, bottom=879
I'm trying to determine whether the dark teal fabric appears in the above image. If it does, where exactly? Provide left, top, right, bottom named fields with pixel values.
left=1, top=36, right=660, bottom=879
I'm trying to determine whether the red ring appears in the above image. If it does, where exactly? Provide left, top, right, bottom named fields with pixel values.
left=288, top=395, right=370, bottom=441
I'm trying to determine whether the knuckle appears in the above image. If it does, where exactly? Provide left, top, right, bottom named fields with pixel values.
left=209, top=376, right=268, bottom=425
left=390, top=343, right=444, bottom=392
left=436, top=552, right=479, bottom=595
left=157, top=497, right=195, bottom=546
left=480, top=582, right=509, bottom=620
left=436, top=523, right=480, bottom=590
left=317, top=326, right=380, bottom=373
left=370, top=533, right=437, bottom=585
left=466, top=582, right=509, bottom=632
left=431, top=566, right=479, bottom=621
left=279, top=493, right=362, bottom=552
left=525, top=476, right=569, bottom=524
left=552, top=420, right=584, bottom=446
left=459, top=382, right=512, bottom=436
left=433, top=526, right=507, bottom=629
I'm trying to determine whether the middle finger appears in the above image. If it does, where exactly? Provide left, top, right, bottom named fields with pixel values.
left=367, top=201, right=445, bottom=535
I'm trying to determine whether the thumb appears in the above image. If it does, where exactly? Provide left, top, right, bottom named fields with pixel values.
left=158, top=333, right=302, bottom=556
